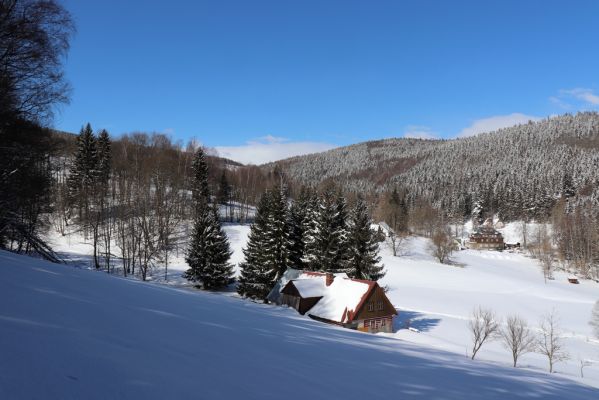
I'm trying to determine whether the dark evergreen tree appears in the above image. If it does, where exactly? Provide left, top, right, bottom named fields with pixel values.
left=67, top=123, right=97, bottom=198
left=347, top=197, right=385, bottom=281
left=267, top=185, right=290, bottom=279
left=191, top=147, right=210, bottom=206
left=303, top=188, right=349, bottom=273
left=217, top=169, right=231, bottom=206
left=300, top=189, right=320, bottom=270
left=331, top=190, right=350, bottom=272
left=67, top=123, right=97, bottom=221
left=237, top=193, right=277, bottom=301
left=96, top=129, right=111, bottom=188
left=184, top=204, right=233, bottom=289
left=287, top=187, right=311, bottom=269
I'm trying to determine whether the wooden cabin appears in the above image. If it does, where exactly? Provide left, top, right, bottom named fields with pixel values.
left=276, top=272, right=397, bottom=333
left=280, top=277, right=326, bottom=315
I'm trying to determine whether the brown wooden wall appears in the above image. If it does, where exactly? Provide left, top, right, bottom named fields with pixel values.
left=354, top=286, right=396, bottom=321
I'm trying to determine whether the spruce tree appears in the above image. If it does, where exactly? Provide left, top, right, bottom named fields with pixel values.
left=267, top=185, right=290, bottom=279
left=185, top=147, right=233, bottom=289
left=303, top=188, right=349, bottom=273
left=67, top=123, right=97, bottom=221
left=96, top=129, right=111, bottom=188
left=185, top=204, right=233, bottom=289
left=67, top=123, right=97, bottom=201
left=217, top=170, right=231, bottom=206
left=191, top=147, right=210, bottom=206
left=347, top=197, right=385, bottom=281
left=331, top=190, right=350, bottom=273
left=300, top=190, right=320, bottom=270
left=287, top=187, right=311, bottom=270
left=237, top=193, right=277, bottom=301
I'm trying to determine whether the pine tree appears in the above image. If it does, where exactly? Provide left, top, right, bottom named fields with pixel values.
left=267, top=185, right=290, bottom=279
left=237, top=193, right=277, bottom=301
left=67, top=123, right=97, bottom=203
left=191, top=147, right=210, bottom=206
left=67, top=123, right=98, bottom=225
left=217, top=169, right=231, bottom=206
left=300, top=190, right=320, bottom=270
left=184, top=204, right=233, bottom=289
left=303, top=188, right=349, bottom=273
left=331, top=190, right=350, bottom=272
left=347, top=197, right=385, bottom=281
left=287, top=187, right=311, bottom=269
left=96, top=129, right=111, bottom=188
left=185, top=144, right=233, bottom=289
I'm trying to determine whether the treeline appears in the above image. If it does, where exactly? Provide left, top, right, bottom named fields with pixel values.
left=238, top=186, right=385, bottom=301
left=52, top=125, right=265, bottom=279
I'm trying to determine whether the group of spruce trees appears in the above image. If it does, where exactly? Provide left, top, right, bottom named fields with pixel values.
left=238, top=187, right=385, bottom=302
left=67, top=123, right=112, bottom=268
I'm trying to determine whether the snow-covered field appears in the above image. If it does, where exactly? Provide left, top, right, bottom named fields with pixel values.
left=2, top=249, right=599, bottom=399
left=4, top=220, right=597, bottom=397
left=380, top=236, right=599, bottom=384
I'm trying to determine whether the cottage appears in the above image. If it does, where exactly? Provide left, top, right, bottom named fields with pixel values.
left=280, top=274, right=327, bottom=315
left=467, top=225, right=504, bottom=250
left=276, top=271, right=397, bottom=333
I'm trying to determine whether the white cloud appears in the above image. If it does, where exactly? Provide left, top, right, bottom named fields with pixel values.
left=456, top=113, right=540, bottom=138
left=403, top=125, right=439, bottom=139
left=552, top=88, right=599, bottom=109
left=215, top=136, right=336, bottom=165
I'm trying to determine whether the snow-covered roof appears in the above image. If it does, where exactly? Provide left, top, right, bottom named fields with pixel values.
left=308, top=278, right=374, bottom=324
left=266, top=268, right=303, bottom=304
left=291, top=277, right=327, bottom=298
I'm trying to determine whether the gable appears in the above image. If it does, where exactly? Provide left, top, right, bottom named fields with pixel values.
left=353, top=285, right=397, bottom=322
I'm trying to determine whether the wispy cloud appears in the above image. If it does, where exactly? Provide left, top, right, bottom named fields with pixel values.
left=551, top=88, right=599, bottom=109
left=403, top=125, right=439, bottom=140
left=456, top=113, right=540, bottom=138
left=215, top=136, right=336, bottom=165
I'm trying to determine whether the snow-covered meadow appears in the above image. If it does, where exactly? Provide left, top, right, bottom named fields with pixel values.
left=11, top=219, right=599, bottom=396
left=2, top=249, right=599, bottom=399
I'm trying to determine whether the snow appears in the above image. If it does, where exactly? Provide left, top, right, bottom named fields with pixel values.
left=308, top=278, right=371, bottom=323
left=379, top=235, right=599, bottom=384
left=290, top=276, right=326, bottom=297
left=2, top=249, right=599, bottom=399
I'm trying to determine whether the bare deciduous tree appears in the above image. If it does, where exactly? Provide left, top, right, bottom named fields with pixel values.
left=429, top=227, right=455, bottom=264
left=537, top=311, right=569, bottom=373
left=469, top=307, right=500, bottom=360
left=501, top=315, right=536, bottom=367
left=386, top=229, right=407, bottom=257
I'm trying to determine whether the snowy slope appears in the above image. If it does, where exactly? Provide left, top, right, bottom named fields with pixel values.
left=1, top=250, right=598, bottom=400
left=380, top=236, right=599, bottom=383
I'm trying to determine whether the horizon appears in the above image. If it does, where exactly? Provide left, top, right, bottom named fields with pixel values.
left=57, top=0, right=599, bottom=163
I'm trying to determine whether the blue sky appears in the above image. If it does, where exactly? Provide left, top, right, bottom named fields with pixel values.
left=57, top=0, right=599, bottom=163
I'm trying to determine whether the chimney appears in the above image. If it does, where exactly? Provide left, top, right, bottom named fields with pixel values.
left=325, top=273, right=334, bottom=286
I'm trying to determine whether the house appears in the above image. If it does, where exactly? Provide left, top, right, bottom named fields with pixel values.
left=280, top=274, right=327, bottom=315
left=275, top=271, right=397, bottom=333
left=466, top=224, right=504, bottom=250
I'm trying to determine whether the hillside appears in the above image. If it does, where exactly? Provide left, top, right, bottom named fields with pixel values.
left=267, top=112, right=599, bottom=220
left=1, top=249, right=598, bottom=400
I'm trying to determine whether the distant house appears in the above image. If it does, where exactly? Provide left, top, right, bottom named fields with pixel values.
left=467, top=224, right=504, bottom=250
left=274, top=271, right=397, bottom=333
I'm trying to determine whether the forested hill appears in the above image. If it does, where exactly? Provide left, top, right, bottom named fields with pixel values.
left=266, top=112, right=599, bottom=221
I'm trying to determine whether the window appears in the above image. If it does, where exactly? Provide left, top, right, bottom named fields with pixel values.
left=368, top=302, right=374, bottom=311
left=364, top=320, right=370, bottom=328
left=377, top=301, right=384, bottom=310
